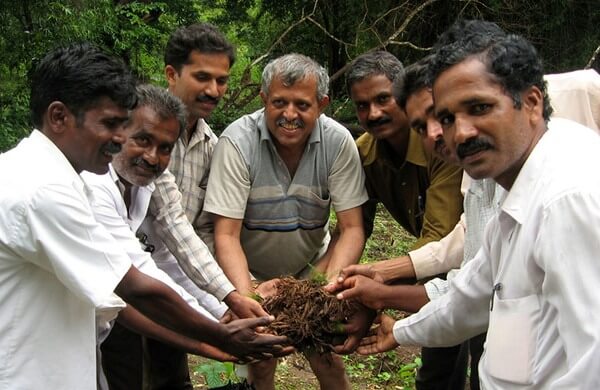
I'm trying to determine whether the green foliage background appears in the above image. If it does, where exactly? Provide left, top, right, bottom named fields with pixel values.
left=1, top=0, right=599, bottom=151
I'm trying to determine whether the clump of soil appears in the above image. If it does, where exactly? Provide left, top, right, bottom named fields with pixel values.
left=261, top=277, right=359, bottom=353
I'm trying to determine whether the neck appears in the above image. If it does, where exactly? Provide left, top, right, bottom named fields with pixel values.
left=186, top=116, right=199, bottom=143
left=383, top=128, right=410, bottom=160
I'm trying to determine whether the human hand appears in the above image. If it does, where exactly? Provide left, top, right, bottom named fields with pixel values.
left=333, top=274, right=388, bottom=310
left=192, top=342, right=238, bottom=362
left=324, top=264, right=384, bottom=294
left=356, top=313, right=399, bottom=355
left=222, top=290, right=268, bottom=323
left=332, top=304, right=377, bottom=354
left=255, top=278, right=281, bottom=299
left=221, top=316, right=294, bottom=360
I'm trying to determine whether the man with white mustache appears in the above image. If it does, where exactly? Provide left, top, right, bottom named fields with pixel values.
left=204, top=53, right=370, bottom=390
left=86, top=85, right=293, bottom=389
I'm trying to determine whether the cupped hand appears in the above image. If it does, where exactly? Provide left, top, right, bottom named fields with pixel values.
left=356, top=313, right=399, bottom=355
left=222, top=316, right=294, bottom=360
left=332, top=304, right=377, bottom=354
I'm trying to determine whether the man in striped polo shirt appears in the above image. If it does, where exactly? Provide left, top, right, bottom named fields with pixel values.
left=204, top=53, right=369, bottom=390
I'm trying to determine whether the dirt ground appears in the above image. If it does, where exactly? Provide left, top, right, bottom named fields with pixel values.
left=188, top=344, right=422, bottom=389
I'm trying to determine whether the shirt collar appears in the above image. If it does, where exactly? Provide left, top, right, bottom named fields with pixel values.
left=30, top=129, right=93, bottom=199
left=372, top=129, right=428, bottom=169
left=500, top=131, right=549, bottom=225
left=183, top=118, right=211, bottom=147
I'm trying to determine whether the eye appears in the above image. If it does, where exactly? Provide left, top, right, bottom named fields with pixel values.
left=159, top=145, right=173, bottom=155
left=194, top=73, right=210, bottom=82
left=355, top=102, right=368, bottom=111
left=413, top=124, right=426, bottom=136
left=297, top=102, right=310, bottom=111
left=439, top=114, right=454, bottom=128
left=272, top=99, right=285, bottom=108
left=216, top=77, right=229, bottom=86
left=377, top=95, right=391, bottom=105
left=471, top=103, right=491, bottom=115
left=133, top=135, right=150, bottom=146
left=103, top=118, right=125, bottom=130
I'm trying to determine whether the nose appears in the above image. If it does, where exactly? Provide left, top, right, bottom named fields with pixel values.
left=282, top=103, right=298, bottom=120
left=426, top=118, right=444, bottom=144
left=204, top=79, right=219, bottom=98
left=144, top=146, right=159, bottom=165
left=112, top=126, right=127, bottom=145
left=367, top=104, right=383, bottom=120
left=453, top=116, right=478, bottom=145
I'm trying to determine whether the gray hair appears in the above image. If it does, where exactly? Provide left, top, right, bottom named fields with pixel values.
left=261, top=53, right=329, bottom=101
left=346, top=51, right=404, bottom=94
left=135, top=84, right=187, bottom=138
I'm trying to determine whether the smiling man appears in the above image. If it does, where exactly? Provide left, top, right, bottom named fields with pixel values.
left=204, top=53, right=369, bottom=390
left=0, top=44, right=288, bottom=390
left=357, top=26, right=600, bottom=389
left=149, top=23, right=263, bottom=321
left=84, top=84, right=238, bottom=389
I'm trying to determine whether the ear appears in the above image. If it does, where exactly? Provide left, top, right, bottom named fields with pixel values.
left=164, top=65, right=178, bottom=88
left=259, top=91, right=268, bottom=105
left=522, top=85, right=544, bottom=124
left=318, top=95, right=330, bottom=112
left=46, top=101, right=72, bottom=134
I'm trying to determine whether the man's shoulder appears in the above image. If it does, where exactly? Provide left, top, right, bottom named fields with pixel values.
left=355, top=132, right=376, bottom=163
left=221, top=109, right=263, bottom=139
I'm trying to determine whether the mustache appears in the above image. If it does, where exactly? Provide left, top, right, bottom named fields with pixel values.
left=276, top=118, right=304, bottom=128
left=456, top=138, right=492, bottom=160
left=102, top=142, right=122, bottom=155
left=367, top=116, right=392, bottom=128
left=196, top=94, right=219, bottom=104
left=132, top=156, right=160, bottom=174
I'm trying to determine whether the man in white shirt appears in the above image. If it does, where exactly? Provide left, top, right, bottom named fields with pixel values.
left=82, top=84, right=233, bottom=389
left=356, top=25, right=600, bottom=388
left=0, top=43, right=289, bottom=390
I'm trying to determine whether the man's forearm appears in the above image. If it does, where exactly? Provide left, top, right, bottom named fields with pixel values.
left=323, top=226, right=365, bottom=281
left=214, top=235, right=253, bottom=295
left=149, top=171, right=235, bottom=300
left=117, top=305, right=232, bottom=360
left=115, top=266, right=226, bottom=345
left=371, top=256, right=417, bottom=283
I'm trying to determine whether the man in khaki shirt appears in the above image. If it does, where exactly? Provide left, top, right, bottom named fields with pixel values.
left=346, top=51, right=465, bottom=390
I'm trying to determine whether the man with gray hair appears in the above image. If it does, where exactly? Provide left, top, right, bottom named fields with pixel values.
left=204, top=53, right=369, bottom=390
left=83, top=84, right=291, bottom=389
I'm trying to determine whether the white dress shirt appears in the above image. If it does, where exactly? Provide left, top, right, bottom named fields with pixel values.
left=81, top=166, right=220, bottom=319
left=393, top=119, right=600, bottom=388
left=0, top=130, right=131, bottom=390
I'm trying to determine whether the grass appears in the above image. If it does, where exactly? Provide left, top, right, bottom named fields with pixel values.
left=190, top=205, right=420, bottom=389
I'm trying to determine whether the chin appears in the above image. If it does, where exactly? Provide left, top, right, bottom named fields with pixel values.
left=87, top=165, right=110, bottom=175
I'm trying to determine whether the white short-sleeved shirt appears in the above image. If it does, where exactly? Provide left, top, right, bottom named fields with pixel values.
left=0, top=130, right=131, bottom=389
left=82, top=166, right=225, bottom=319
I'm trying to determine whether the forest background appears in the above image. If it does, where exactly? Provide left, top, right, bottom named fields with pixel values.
left=1, top=0, right=599, bottom=151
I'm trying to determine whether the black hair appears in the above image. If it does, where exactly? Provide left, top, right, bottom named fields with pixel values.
left=164, top=23, right=235, bottom=73
left=346, top=51, right=404, bottom=95
left=431, top=21, right=552, bottom=121
left=393, top=54, right=435, bottom=110
left=30, top=42, right=137, bottom=128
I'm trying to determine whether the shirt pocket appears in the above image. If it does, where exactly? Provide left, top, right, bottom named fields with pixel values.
left=485, top=293, right=540, bottom=385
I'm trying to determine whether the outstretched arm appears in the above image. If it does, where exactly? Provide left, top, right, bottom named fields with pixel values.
left=115, top=265, right=290, bottom=360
